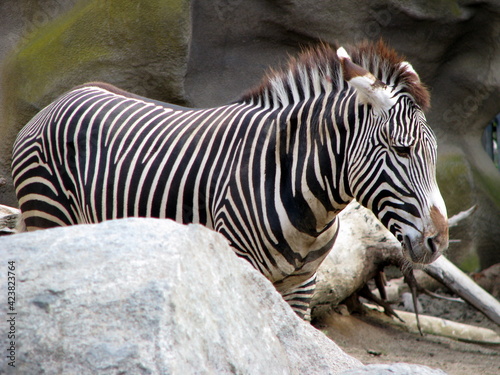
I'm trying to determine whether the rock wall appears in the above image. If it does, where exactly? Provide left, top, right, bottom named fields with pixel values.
left=0, top=0, right=499, bottom=268
left=0, top=218, right=364, bottom=374
left=0, top=0, right=191, bottom=204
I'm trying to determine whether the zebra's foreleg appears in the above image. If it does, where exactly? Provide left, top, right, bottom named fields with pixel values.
left=276, top=274, right=317, bottom=321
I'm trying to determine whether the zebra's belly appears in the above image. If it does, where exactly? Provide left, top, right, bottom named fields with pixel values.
left=272, top=219, right=339, bottom=282
left=217, top=214, right=340, bottom=286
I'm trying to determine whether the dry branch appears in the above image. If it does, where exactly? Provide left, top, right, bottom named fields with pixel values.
left=364, top=303, right=500, bottom=344
left=313, top=202, right=500, bottom=329
left=424, top=256, right=500, bottom=325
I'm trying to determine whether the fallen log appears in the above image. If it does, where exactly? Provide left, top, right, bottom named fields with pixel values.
left=312, top=202, right=500, bottom=329
left=448, top=205, right=477, bottom=227
left=424, top=256, right=500, bottom=326
left=312, top=202, right=401, bottom=316
left=364, top=303, right=500, bottom=344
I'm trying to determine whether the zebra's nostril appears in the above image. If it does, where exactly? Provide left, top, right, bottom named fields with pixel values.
left=427, top=236, right=438, bottom=254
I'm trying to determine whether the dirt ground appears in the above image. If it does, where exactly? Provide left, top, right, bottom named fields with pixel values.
left=313, top=292, right=500, bottom=375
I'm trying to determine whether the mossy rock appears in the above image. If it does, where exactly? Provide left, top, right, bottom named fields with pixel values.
left=0, top=0, right=191, bottom=206
left=437, top=147, right=500, bottom=271
left=469, top=157, right=500, bottom=269
left=5, top=0, right=190, bottom=107
left=437, top=151, right=475, bottom=217
left=436, top=150, right=477, bottom=270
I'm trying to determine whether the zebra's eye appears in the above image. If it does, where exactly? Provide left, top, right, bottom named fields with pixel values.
left=393, top=145, right=411, bottom=157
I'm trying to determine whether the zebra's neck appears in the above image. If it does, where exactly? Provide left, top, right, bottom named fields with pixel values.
left=234, top=92, right=354, bottom=237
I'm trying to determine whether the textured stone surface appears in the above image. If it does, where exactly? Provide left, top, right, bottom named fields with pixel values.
left=0, top=218, right=363, bottom=374
left=0, top=204, right=23, bottom=234
left=1, top=0, right=499, bottom=266
left=0, top=0, right=191, bottom=206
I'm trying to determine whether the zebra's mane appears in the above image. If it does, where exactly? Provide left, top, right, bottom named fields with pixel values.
left=240, top=40, right=430, bottom=111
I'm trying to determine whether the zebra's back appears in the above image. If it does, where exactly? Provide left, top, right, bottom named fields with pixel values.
left=12, top=84, right=248, bottom=230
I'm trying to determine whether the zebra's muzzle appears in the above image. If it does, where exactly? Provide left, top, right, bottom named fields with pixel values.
left=403, top=234, right=440, bottom=265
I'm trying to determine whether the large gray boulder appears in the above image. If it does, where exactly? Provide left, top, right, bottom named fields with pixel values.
left=0, top=218, right=363, bottom=374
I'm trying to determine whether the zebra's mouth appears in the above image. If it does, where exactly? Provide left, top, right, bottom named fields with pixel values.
left=402, top=235, right=418, bottom=263
left=403, top=234, right=431, bottom=264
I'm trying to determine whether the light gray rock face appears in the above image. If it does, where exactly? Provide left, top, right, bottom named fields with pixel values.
left=0, top=218, right=363, bottom=374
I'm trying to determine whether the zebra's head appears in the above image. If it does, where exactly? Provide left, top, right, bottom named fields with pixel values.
left=337, top=44, right=448, bottom=264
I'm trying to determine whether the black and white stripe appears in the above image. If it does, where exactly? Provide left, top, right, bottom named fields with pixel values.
left=12, top=42, right=448, bottom=319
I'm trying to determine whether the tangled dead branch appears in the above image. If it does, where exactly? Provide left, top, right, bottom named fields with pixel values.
left=312, top=202, right=500, bottom=340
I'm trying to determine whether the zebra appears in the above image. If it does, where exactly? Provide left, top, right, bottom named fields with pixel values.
left=12, top=40, right=448, bottom=319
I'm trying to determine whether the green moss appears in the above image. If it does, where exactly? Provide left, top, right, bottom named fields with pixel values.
left=436, top=153, right=474, bottom=216
left=4, top=0, right=190, bottom=105
left=437, top=150, right=500, bottom=269
left=471, top=167, right=500, bottom=209
left=459, top=251, right=480, bottom=273
left=437, top=148, right=500, bottom=211
left=399, top=0, right=463, bottom=17
left=13, top=1, right=107, bottom=103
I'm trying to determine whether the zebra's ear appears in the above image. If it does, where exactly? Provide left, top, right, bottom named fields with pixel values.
left=399, top=61, right=420, bottom=81
left=337, top=47, right=396, bottom=115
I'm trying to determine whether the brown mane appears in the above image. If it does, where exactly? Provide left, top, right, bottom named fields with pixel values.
left=240, top=40, right=430, bottom=112
left=347, top=40, right=430, bottom=111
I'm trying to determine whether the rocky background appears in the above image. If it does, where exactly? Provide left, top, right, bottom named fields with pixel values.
left=0, top=0, right=499, bottom=270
